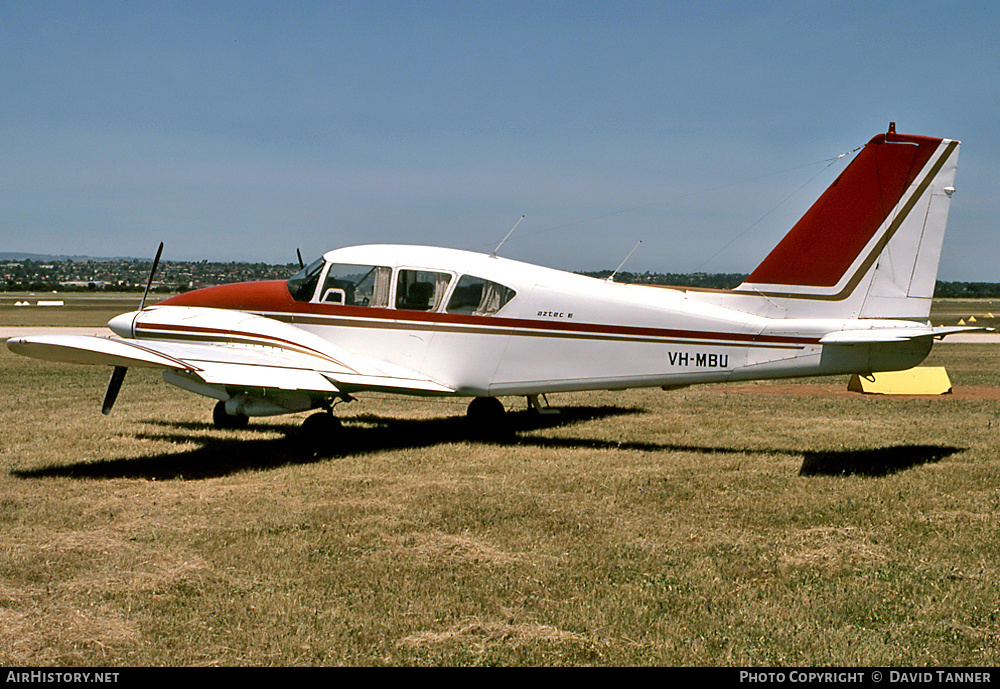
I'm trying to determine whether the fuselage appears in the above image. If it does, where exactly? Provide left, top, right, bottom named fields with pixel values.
left=119, top=244, right=932, bottom=398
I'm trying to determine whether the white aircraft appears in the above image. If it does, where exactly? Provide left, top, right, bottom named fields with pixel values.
left=7, top=124, right=979, bottom=434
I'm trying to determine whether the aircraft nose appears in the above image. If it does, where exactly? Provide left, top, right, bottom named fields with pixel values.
left=108, top=311, right=139, bottom=338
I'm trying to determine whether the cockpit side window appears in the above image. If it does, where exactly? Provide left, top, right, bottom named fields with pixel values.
left=396, top=270, right=452, bottom=311
left=446, top=275, right=516, bottom=316
left=320, top=264, right=391, bottom=307
left=286, top=258, right=325, bottom=302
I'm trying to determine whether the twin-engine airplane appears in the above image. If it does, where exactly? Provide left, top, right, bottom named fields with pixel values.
left=7, top=124, right=979, bottom=434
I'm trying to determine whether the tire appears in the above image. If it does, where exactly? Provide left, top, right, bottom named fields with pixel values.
left=466, top=397, right=509, bottom=437
left=213, top=400, right=249, bottom=430
left=300, top=411, right=342, bottom=442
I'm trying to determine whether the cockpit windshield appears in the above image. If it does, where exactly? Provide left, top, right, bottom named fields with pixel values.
left=320, top=264, right=391, bottom=307
left=286, top=258, right=325, bottom=302
left=288, top=259, right=515, bottom=315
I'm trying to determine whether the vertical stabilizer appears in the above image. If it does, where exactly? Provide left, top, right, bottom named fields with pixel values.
left=694, top=125, right=960, bottom=320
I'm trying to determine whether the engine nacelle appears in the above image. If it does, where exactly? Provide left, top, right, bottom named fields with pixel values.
left=225, top=394, right=313, bottom=417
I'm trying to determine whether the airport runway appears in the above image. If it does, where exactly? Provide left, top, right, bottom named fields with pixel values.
left=924, top=333, right=1000, bottom=343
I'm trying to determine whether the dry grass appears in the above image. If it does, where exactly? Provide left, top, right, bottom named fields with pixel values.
left=1, top=330, right=999, bottom=665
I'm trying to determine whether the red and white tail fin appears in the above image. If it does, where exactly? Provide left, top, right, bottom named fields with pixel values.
left=695, top=124, right=960, bottom=320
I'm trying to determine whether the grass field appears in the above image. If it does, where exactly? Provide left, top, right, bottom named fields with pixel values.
left=1, top=300, right=999, bottom=666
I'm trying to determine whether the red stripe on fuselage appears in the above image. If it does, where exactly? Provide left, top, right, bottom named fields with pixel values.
left=159, top=281, right=817, bottom=347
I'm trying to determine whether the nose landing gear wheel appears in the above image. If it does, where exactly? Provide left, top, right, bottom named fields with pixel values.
left=302, top=411, right=343, bottom=435
left=213, top=400, right=249, bottom=430
left=466, top=397, right=509, bottom=437
left=300, top=411, right=342, bottom=441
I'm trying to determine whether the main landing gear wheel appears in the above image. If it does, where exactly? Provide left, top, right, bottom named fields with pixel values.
left=213, top=400, right=249, bottom=430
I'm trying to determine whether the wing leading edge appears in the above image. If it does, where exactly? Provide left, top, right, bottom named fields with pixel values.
left=7, top=308, right=455, bottom=403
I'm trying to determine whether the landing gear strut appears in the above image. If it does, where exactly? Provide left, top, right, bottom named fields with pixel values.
left=527, top=393, right=560, bottom=416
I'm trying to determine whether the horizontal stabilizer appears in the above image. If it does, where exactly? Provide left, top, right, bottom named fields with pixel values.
left=819, top=326, right=988, bottom=345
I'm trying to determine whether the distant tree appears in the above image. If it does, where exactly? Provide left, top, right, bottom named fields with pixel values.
left=935, top=281, right=1000, bottom=298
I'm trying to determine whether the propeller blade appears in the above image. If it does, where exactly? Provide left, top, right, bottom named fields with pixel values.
left=296, top=248, right=305, bottom=269
left=102, top=366, right=128, bottom=415
left=139, top=241, right=164, bottom=311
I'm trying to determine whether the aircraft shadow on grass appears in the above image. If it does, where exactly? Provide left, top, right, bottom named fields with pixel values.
left=798, top=445, right=965, bottom=478
left=15, top=405, right=640, bottom=481
left=13, top=405, right=965, bottom=482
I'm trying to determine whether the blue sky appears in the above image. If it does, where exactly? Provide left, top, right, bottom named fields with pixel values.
left=2, top=1, right=997, bottom=279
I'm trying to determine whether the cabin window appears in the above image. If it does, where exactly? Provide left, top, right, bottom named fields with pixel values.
left=396, top=270, right=452, bottom=311
left=319, top=264, right=391, bottom=307
left=446, top=275, right=516, bottom=316
left=286, top=258, right=325, bottom=302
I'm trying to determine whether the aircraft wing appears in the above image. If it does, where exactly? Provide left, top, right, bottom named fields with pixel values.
left=6, top=313, right=455, bottom=397
left=819, top=326, right=990, bottom=344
